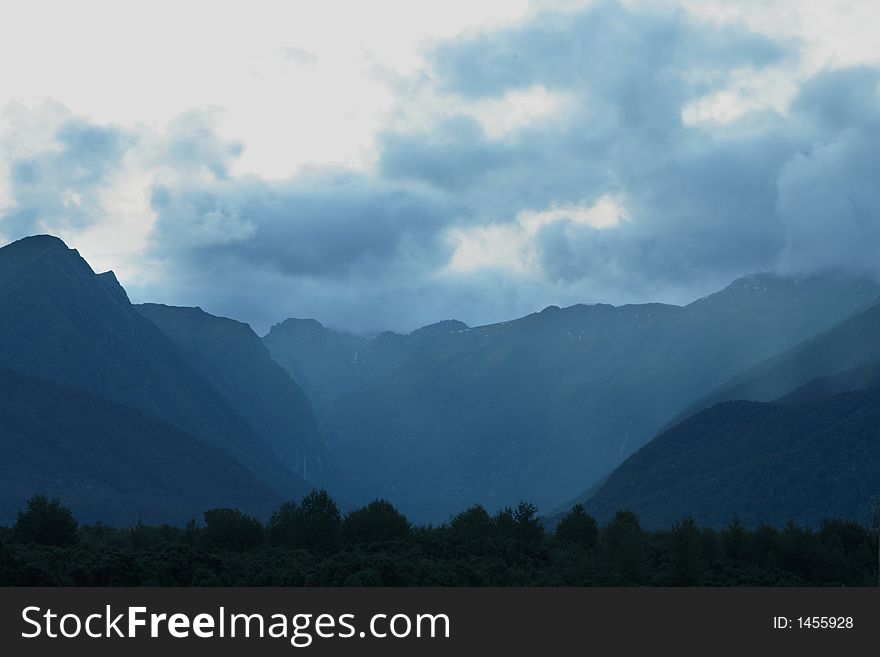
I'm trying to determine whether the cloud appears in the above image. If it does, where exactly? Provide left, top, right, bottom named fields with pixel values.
left=1, top=1, right=880, bottom=334
left=428, top=0, right=787, bottom=113
left=377, top=1, right=801, bottom=294
left=282, top=47, right=318, bottom=67
left=148, top=171, right=457, bottom=280
left=158, top=111, right=244, bottom=180
left=0, top=107, right=135, bottom=239
left=380, top=115, right=514, bottom=192
left=776, top=67, right=880, bottom=274
left=382, top=1, right=791, bottom=199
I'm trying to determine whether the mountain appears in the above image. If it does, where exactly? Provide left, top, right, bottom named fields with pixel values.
left=669, top=300, right=880, bottom=424
left=779, top=360, right=880, bottom=405
left=263, top=319, right=368, bottom=414
left=0, top=367, right=283, bottom=525
left=136, top=303, right=327, bottom=482
left=0, top=235, right=311, bottom=501
left=263, top=320, right=405, bottom=414
left=265, top=271, right=880, bottom=521
left=263, top=319, right=475, bottom=416
left=581, top=383, right=880, bottom=529
left=571, top=297, right=880, bottom=529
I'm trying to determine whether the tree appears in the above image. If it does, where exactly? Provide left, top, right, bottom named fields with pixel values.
left=295, top=490, right=342, bottom=553
left=343, top=500, right=411, bottom=545
left=722, top=516, right=746, bottom=563
left=602, top=511, right=646, bottom=584
left=513, top=501, right=544, bottom=544
left=555, top=504, right=598, bottom=548
left=668, top=516, right=704, bottom=585
left=493, top=507, right=516, bottom=538
left=201, top=508, right=264, bottom=551
left=449, top=505, right=493, bottom=540
left=268, top=501, right=300, bottom=548
left=0, top=539, right=14, bottom=585
left=183, top=518, right=200, bottom=547
left=13, top=495, right=79, bottom=547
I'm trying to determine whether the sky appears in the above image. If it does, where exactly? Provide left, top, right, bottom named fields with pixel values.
left=1, top=0, right=879, bottom=334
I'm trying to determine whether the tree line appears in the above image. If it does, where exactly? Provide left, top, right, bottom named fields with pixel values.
left=0, top=493, right=877, bottom=586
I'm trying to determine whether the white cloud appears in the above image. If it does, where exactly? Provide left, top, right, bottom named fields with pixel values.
left=459, top=86, right=574, bottom=139
left=681, top=67, right=798, bottom=125
left=679, top=0, right=880, bottom=70
left=2, top=1, right=880, bottom=334
left=447, top=195, right=628, bottom=274
left=676, top=0, right=880, bottom=125
left=0, top=0, right=531, bottom=180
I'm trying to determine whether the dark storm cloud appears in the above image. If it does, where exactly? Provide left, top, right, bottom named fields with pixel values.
left=430, top=2, right=786, bottom=102
left=790, top=66, right=880, bottom=130
left=381, top=0, right=792, bottom=202
left=380, top=115, right=514, bottom=192
left=776, top=67, right=880, bottom=274
left=148, top=170, right=458, bottom=280
left=3, top=1, right=879, bottom=334
left=533, top=121, right=800, bottom=289
left=376, top=1, right=803, bottom=292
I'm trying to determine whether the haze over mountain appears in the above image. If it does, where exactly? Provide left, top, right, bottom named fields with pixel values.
left=5, top=233, right=880, bottom=527
left=1, top=0, right=878, bottom=549
left=568, top=294, right=880, bottom=528
left=582, top=382, right=880, bottom=529
left=0, top=367, right=283, bottom=525
left=264, top=318, right=470, bottom=414
left=266, top=272, right=880, bottom=521
left=136, top=303, right=327, bottom=482
left=670, top=301, right=880, bottom=424
left=0, top=235, right=312, bottom=516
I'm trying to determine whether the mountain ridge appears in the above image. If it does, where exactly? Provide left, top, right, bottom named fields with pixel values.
left=266, top=269, right=880, bottom=521
left=0, top=234, right=312, bottom=506
left=581, top=383, right=880, bottom=529
left=136, top=302, right=329, bottom=483
left=667, top=299, right=880, bottom=428
left=0, top=366, right=284, bottom=525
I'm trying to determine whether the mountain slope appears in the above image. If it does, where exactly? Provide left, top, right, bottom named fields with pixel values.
left=263, top=319, right=412, bottom=414
left=582, top=385, right=880, bottom=529
left=670, top=300, right=880, bottom=426
left=778, top=360, right=880, bottom=404
left=0, top=367, right=283, bottom=525
left=267, top=271, right=880, bottom=521
left=0, top=235, right=310, bottom=500
left=136, top=303, right=327, bottom=482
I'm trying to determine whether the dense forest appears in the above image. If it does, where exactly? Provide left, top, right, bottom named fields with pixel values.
left=1, top=494, right=876, bottom=587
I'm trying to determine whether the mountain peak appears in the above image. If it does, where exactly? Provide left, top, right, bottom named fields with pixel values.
left=273, top=318, right=326, bottom=333
left=138, top=303, right=256, bottom=342
left=687, top=270, right=878, bottom=312
left=0, top=233, right=99, bottom=290
left=1, top=234, right=70, bottom=258
left=8, top=233, right=67, bottom=248
left=410, top=319, right=469, bottom=338
left=97, top=270, right=131, bottom=305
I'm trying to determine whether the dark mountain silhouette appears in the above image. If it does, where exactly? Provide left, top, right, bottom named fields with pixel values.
left=0, top=235, right=310, bottom=501
left=581, top=383, right=880, bottom=529
left=136, top=303, right=327, bottom=482
left=265, top=271, right=880, bottom=521
left=567, top=298, right=880, bottom=528
left=4, top=233, right=880, bottom=528
left=0, top=367, right=282, bottom=525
